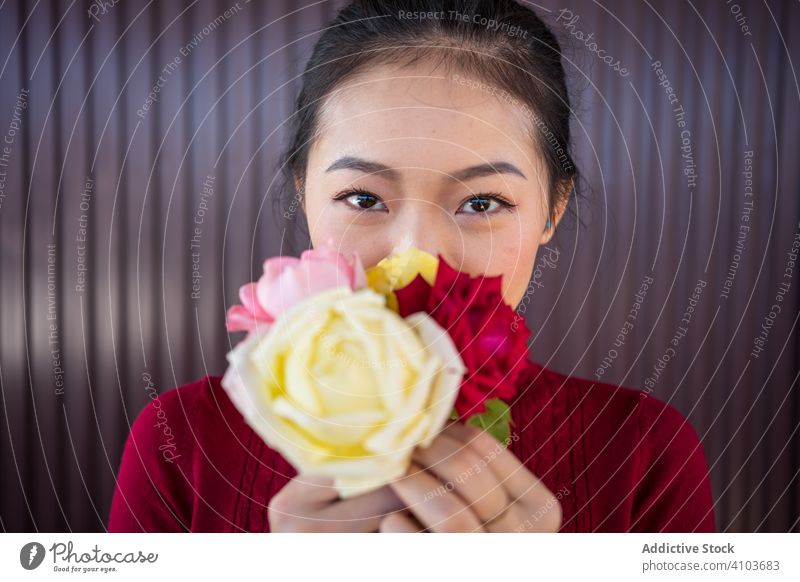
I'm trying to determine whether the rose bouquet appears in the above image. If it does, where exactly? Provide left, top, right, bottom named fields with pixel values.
left=221, top=245, right=532, bottom=498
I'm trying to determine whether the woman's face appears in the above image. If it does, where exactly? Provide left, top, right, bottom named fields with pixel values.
left=301, top=61, right=566, bottom=309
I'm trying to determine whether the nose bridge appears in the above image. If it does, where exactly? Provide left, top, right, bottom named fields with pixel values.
left=390, top=204, right=441, bottom=257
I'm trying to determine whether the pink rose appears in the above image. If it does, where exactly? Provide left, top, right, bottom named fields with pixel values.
left=225, top=244, right=367, bottom=333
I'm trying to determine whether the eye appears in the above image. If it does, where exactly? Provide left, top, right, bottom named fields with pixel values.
left=333, top=187, right=387, bottom=212
left=458, top=194, right=517, bottom=215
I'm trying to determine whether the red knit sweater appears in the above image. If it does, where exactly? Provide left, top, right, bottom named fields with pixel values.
left=107, top=361, right=716, bottom=532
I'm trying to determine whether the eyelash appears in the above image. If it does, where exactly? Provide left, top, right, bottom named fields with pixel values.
left=332, top=187, right=518, bottom=215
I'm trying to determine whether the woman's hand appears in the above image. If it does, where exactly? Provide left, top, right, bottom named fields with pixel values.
left=381, top=421, right=562, bottom=532
left=268, top=474, right=406, bottom=532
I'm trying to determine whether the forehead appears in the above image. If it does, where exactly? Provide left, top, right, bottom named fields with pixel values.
left=309, top=62, right=542, bottom=176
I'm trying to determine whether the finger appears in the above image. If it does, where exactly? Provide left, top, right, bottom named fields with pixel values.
left=390, top=462, right=485, bottom=533
left=481, top=499, right=525, bottom=533
left=291, top=473, right=340, bottom=505
left=379, top=510, right=426, bottom=533
left=412, top=430, right=508, bottom=525
left=442, top=425, right=563, bottom=532
left=446, top=422, right=546, bottom=502
left=320, top=484, right=407, bottom=532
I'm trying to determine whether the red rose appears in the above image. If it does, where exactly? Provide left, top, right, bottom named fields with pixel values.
left=394, top=256, right=532, bottom=418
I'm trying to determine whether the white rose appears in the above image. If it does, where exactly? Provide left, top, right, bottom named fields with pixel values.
left=221, top=286, right=466, bottom=498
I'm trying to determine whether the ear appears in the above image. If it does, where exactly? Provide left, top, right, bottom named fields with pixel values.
left=539, top=178, right=573, bottom=245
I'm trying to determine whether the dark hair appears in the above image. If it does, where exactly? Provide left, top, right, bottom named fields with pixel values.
left=273, top=0, right=581, bottom=251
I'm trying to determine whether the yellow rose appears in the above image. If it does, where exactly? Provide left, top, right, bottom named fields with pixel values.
left=366, top=248, right=438, bottom=311
left=221, top=286, right=465, bottom=498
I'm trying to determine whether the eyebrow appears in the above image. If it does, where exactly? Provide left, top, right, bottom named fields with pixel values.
left=325, top=156, right=527, bottom=182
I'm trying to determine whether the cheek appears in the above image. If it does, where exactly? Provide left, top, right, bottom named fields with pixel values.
left=499, top=254, right=538, bottom=308
left=304, top=197, right=357, bottom=257
left=307, top=217, right=390, bottom=269
left=479, top=235, right=540, bottom=308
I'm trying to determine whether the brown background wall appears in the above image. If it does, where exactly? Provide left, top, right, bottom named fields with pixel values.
left=0, top=0, right=798, bottom=532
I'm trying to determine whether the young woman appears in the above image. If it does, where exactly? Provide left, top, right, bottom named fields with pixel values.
left=108, top=0, right=715, bottom=533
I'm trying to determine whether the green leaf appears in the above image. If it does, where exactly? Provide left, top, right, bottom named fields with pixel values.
left=465, top=398, right=512, bottom=445
left=449, top=407, right=459, bottom=421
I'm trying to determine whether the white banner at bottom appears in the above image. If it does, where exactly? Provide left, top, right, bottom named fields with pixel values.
left=1, top=533, right=797, bottom=581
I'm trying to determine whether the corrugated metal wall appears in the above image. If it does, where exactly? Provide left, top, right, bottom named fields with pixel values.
left=0, top=0, right=797, bottom=532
